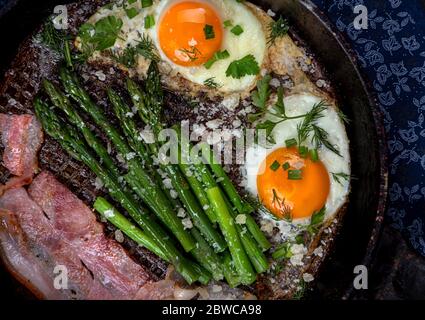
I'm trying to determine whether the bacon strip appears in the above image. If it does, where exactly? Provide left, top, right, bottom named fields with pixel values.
left=28, top=171, right=151, bottom=297
left=0, top=114, right=43, bottom=193
left=0, top=172, right=154, bottom=300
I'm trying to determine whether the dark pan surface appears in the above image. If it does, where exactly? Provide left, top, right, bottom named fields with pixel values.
left=0, top=0, right=388, bottom=299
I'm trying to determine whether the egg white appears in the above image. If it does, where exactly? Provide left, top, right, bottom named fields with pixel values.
left=243, top=93, right=351, bottom=228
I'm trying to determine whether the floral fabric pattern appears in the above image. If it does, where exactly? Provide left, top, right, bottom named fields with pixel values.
left=313, top=0, right=425, bottom=255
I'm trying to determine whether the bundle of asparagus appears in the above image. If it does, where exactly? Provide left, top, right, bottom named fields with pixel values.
left=35, top=62, right=271, bottom=287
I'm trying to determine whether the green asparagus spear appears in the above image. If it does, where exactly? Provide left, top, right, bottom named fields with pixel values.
left=34, top=97, right=201, bottom=284
left=58, top=67, right=195, bottom=253
left=94, top=197, right=168, bottom=261
left=108, top=88, right=226, bottom=253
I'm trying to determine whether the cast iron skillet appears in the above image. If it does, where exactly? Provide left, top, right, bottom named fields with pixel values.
left=0, top=0, right=388, bottom=299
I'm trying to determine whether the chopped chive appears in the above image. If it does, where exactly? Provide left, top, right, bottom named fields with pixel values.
left=141, top=0, right=153, bottom=8
left=310, top=148, right=319, bottom=162
left=272, top=243, right=292, bottom=261
left=129, top=0, right=137, bottom=4
left=285, top=138, right=297, bottom=148
left=125, top=8, right=139, bottom=19
left=204, top=24, right=215, bottom=40
left=270, top=160, right=280, bottom=171
left=282, top=162, right=290, bottom=171
left=204, top=50, right=230, bottom=69
left=231, top=25, right=244, bottom=36
left=298, top=146, right=309, bottom=158
left=144, top=15, right=155, bottom=28
left=224, top=20, right=233, bottom=28
left=288, top=169, right=302, bottom=180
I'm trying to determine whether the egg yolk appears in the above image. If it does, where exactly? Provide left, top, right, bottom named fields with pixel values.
left=257, top=147, right=330, bottom=220
left=158, top=1, right=223, bottom=66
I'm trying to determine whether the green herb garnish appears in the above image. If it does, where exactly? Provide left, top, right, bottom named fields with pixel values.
left=298, top=146, right=308, bottom=158
left=226, top=54, right=260, bottom=79
left=310, top=206, right=326, bottom=226
left=204, top=50, right=230, bottom=69
left=270, top=160, right=280, bottom=171
left=271, top=189, right=292, bottom=220
left=179, top=46, right=202, bottom=61
left=204, top=77, right=220, bottom=88
left=125, top=8, right=139, bottom=19
left=141, top=0, right=153, bottom=8
left=331, top=172, right=350, bottom=185
left=38, top=19, right=73, bottom=69
left=282, top=162, right=290, bottom=171
left=78, top=16, right=123, bottom=52
left=204, top=24, right=215, bottom=39
left=268, top=16, right=289, bottom=45
left=337, top=109, right=351, bottom=124
left=109, top=46, right=137, bottom=68
left=296, top=101, right=327, bottom=146
left=224, top=20, right=233, bottom=28
left=136, top=33, right=160, bottom=61
left=144, top=15, right=155, bottom=28
left=288, top=169, right=302, bottom=180
left=310, top=148, right=319, bottom=162
left=231, top=25, right=244, bottom=36
left=251, top=75, right=271, bottom=110
left=285, top=138, right=297, bottom=148
left=272, top=243, right=292, bottom=261
left=311, top=124, right=341, bottom=156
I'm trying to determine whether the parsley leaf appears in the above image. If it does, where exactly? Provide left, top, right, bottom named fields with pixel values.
left=204, top=24, right=215, bottom=39
left=251, top=75, right=271, bottom=109
left=256, top=120, right=277, bottom=144
left=204, top=50, right=230, bottom=69
left=78, top=16, right=123, bottom=52
left=92, top=16, right=123, bottom=51
left=310, top=207, right=326, bottom=226
left=225, top=54, right=260, bottom=79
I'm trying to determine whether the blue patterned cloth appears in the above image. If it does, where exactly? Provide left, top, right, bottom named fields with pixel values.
left=312, top=0, right=425, bottom=255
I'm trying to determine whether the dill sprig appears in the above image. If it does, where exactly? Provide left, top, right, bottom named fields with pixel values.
left=135, top=33, right=159, bottom=62
left=268, top=16, right=289, bottom=45
left=204, top=77, right=220, bottom=88
left=331, top=172, right=350, bottom=185
left=108, top=34, right=159, bottom=68
left=337, top=109, right=351, bottom=124
left=109, top=46, right=137, bottom=68
left=296, top=101, right=327, bottom=146
left=38, top=19, right=67, bottom=52
left=38, top=19, right=73, bottom=68
left=272, top=189, right=292, bottom=222
left=292, top=279, right=307, bottom=300
left=179, top=46, right=202, bottom=61
left=311, top=124, right=341, bottom=156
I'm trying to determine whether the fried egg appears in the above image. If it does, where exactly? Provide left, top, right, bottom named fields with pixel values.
left=82, top=0, right=267, bottom=93
left=244, top=93, right=350, bottom=227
